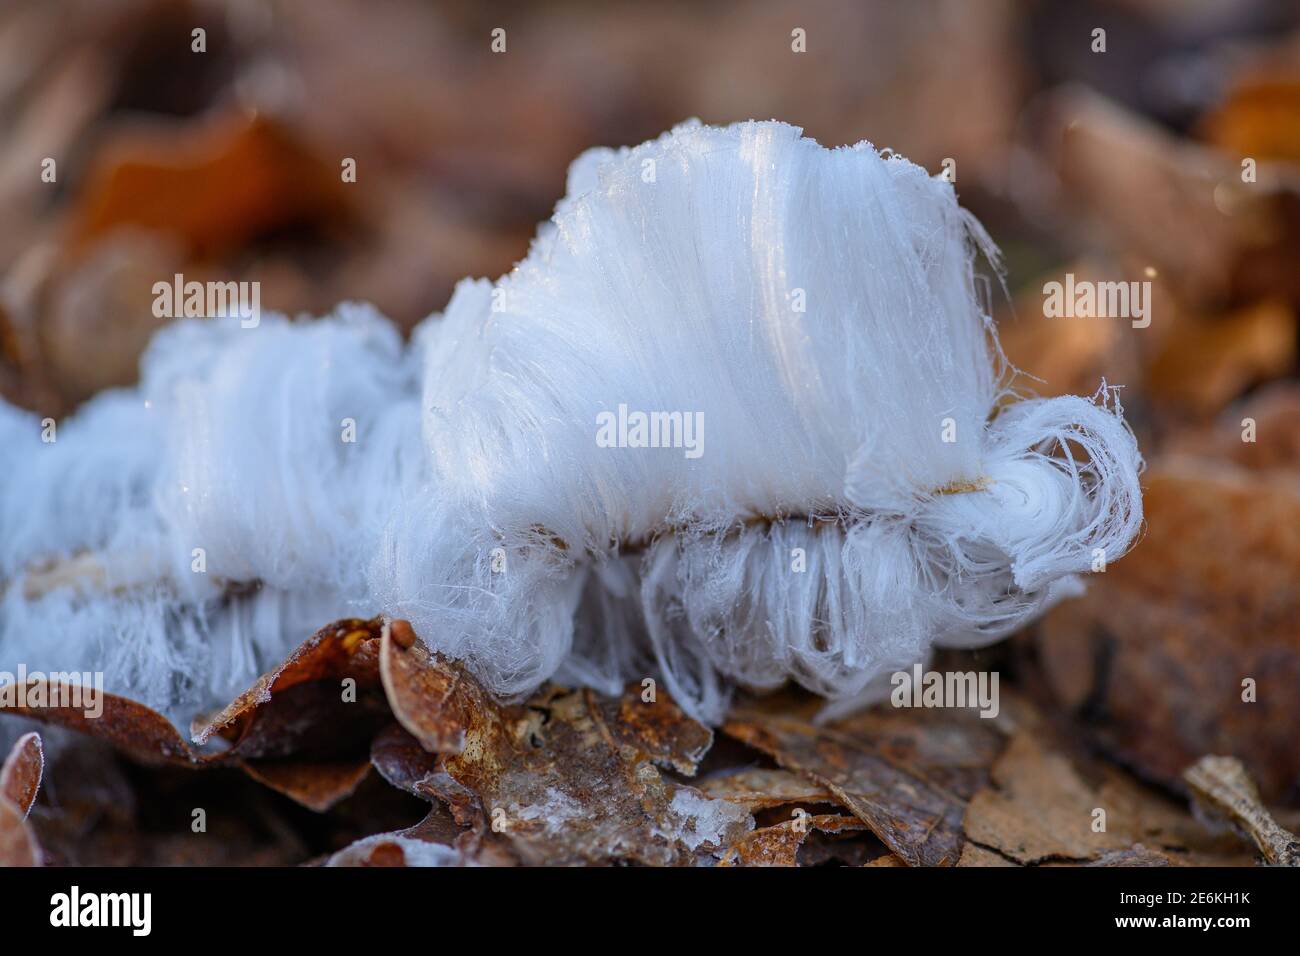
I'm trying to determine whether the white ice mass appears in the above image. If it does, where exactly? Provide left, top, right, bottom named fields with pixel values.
left=0, top=120, right=1143, bottom=725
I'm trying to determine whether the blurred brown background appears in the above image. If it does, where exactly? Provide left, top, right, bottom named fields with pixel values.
left=2, top=0, right=1298, bottom=809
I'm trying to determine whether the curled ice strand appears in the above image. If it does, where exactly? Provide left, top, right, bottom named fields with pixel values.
left=0, top=120, right=1144, bottom=724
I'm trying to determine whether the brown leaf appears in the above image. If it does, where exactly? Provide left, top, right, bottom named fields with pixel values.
left=369, top=722, right=441, bottom=797
left=831, top=699, right=1006, bottom=802
left=698, top=768, right=834, bottom=812
left=24, top=735, right=311, bottom=867
left=41, top=230, right=187, bottom=406
left=957, top=843, right=1017, bottom=867
left=1094, top=768, right=1251, bottom=863
left=1, top=680, right=203, bottom=766
left=722, top=707, right=969, bottom=866
left=1084, top=846, right=1173, bottom=867
left=962, top=732, right=1133, bottom=864
left=594, top=686, right=713, bottom=776
left=368, top=723, right=488, bottom=827
left=3, top=618, right=394, bottom=814
left=716, top=814, right=867, bottom=867
left=403, top=804, right=472, bottom=849
left=956, top=720, right=1258, bottom=867
left=1146, top=299, right=1295, bottom=418
left=865, top=852, right=907, bottom=867
left=238, top=759, right=372, bottom=813
left=1166, top=383, right=1300, bottom=473
left=2, top=617, right=395, bottom=814
left=322, top=806, right=470, bottom=868
left=378, top=619, right=494, bottom=754
left=1199, top=60, right=1300, bottom=166
left=189, top=618, right=395, bottom=809
left=417, top=772, right=485, bottom=830
left=326, top=808, right=499, bottom=867
left=1038, top=87, right=1300, bottom=308
left=378, top=630, right=750, bottom=865
left=1184, top=755, right=1300, bottom=866
left=0, top=732, right=43, bottom=816
left=1033, top=463, right=1300, bottom=801
left=0, top=797, right=41, bottom=866
left=71, top=111, right=352, bottom=260
left=194, top=617, right=386, bottom=759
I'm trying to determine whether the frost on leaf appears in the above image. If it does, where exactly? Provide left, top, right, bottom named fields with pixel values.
left=0, top=731, right=43, bottom=817
left=0, top=733, right=43, bottom=865
left=378, top=628, right=751, bottom=865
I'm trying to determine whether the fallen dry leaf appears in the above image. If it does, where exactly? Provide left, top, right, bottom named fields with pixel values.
left=1082, top=845, right=1173, bottom=867
left=593, top=687, right=713, bottom=776
left=831, top=698, right=1007, bottom=803
left=722, top=705, right=971, bottom=866
left=238, top=758, right=372, bottom=814
left=716, top=814, right=867, bottom=867
left=0, top=732, right=44, bottom=863
left=0, top=731, right=43, bottom=816
left=958, top=842, right=1017, bottom=867
left=865, top=852, right=907, bottom=867
left=697, top=767, right=834, bottom=812
left=324, top=806, right=461, bottom=867
left=962, top=732, right=1135, bottom=864
left=368, top=725, right=484, bottom=831
left=1094, top=766, right=1256, bottom=865
left=1146, top=299, right=1296, bottom=418
left=1166, top=382, right=1300, bottom=473
left=24, top=734, right=313, bottom=867
left=0, top=796, right=41, bottom=866
left=324, top=804, right=513, bottom=867
left=1, top=619, right=403, bottom=816
left=1, top=680, right=204, bottom=766
left=1033, top=463, right=1300, bottom=801
left=378, top=619, right=495, bottom=755
left=960, top=729, right=1256, bottom=867
left=325, top=832, right=458, bottom=867
left=378, top=630, right=751, bottom=865
left=194, top=616, right=387, bottom=760
left=1184, top=755, right=1300, bottom=866
left=1199, top=44, right=1300, bottom=167
left=1038, top=86, right=1300, bottom=309
left=70, top=110, right=352, bottom=260
left=369, top=722, right=441, bottom=797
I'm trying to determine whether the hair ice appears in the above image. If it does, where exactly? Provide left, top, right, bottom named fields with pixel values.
left=0, top=120, right=1143, bottom=724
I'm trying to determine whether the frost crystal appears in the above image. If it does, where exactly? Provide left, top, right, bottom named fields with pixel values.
left=661, top=788, right=754, bottom=852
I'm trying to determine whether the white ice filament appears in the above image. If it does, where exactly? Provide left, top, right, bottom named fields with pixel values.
left=0, top=121, right=1143, bottom=724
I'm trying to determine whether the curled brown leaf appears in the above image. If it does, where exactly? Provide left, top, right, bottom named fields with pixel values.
left=0, top=731, right=43, bottom=816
